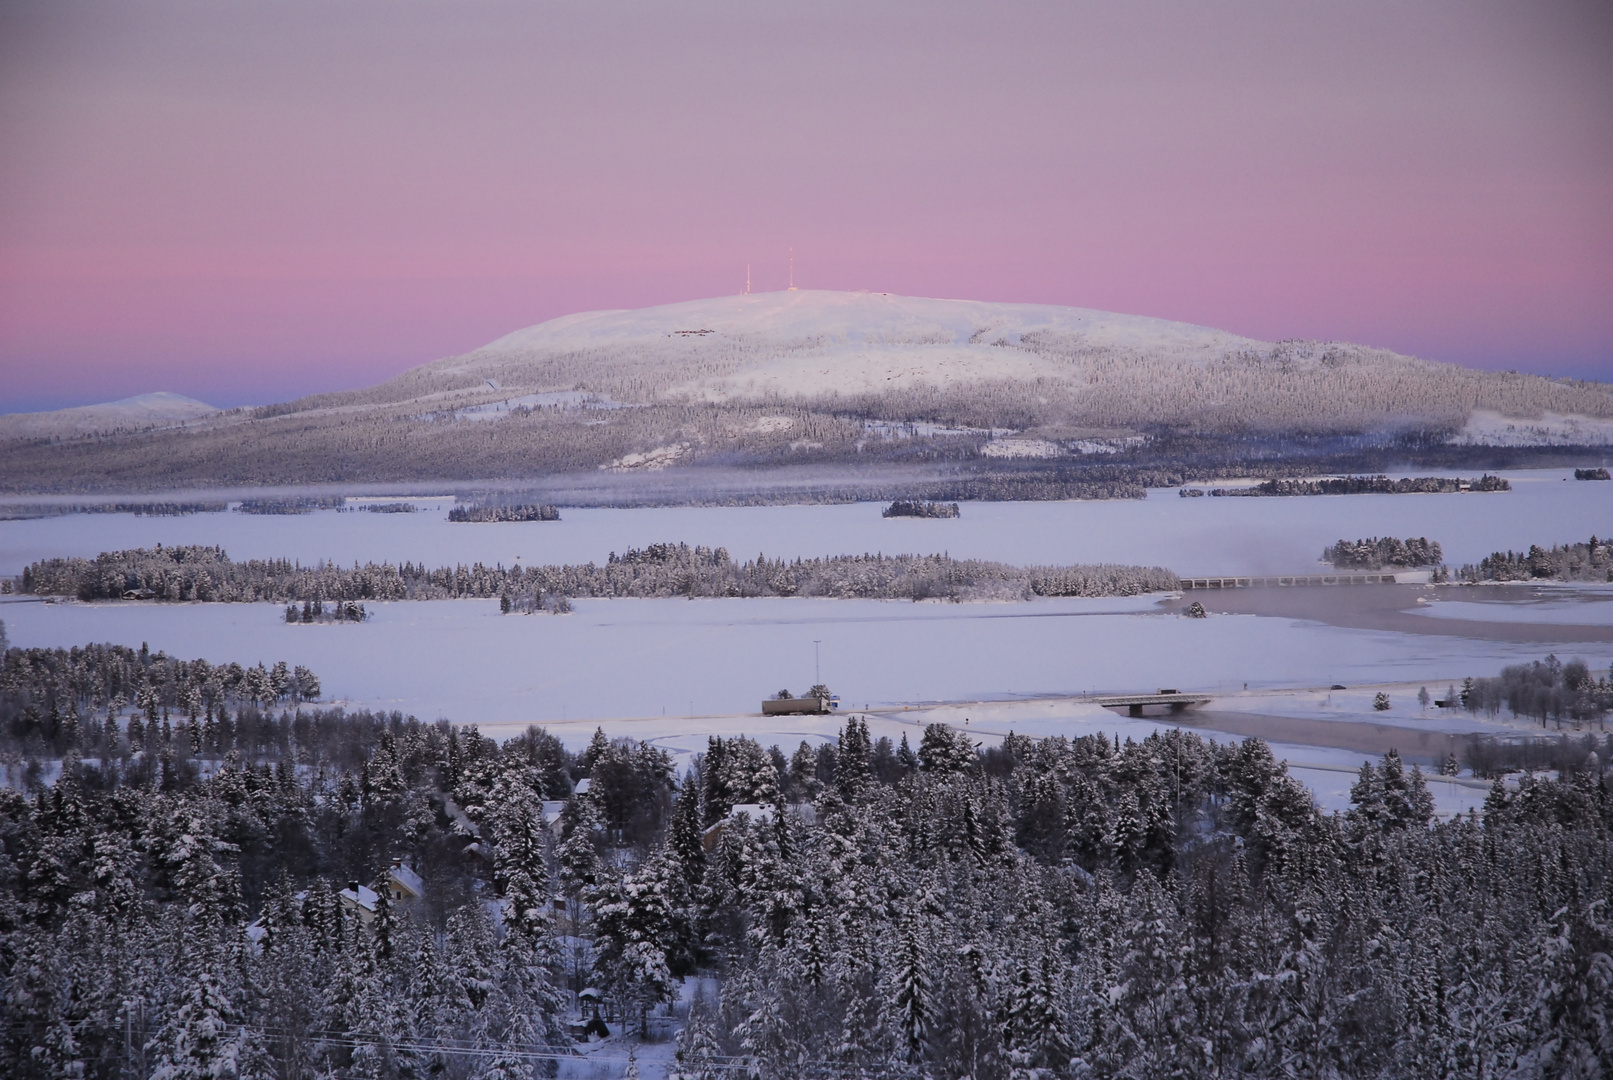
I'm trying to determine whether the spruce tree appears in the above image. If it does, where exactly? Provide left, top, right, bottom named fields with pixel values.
left=835, top=717, right=873, bottom=798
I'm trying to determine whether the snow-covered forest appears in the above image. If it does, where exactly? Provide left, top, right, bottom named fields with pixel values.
left=448, top=504, right=561, bottom=523
left=1, top=701, right=1609, bottom=1079
left=1321, top=537, right=1444, bottom=570
left=19, top=544, right=1181, bottom=604
left=1, top=638, right=322, bottom=763
left=882, top=501, right=960, bottom=519
left=1459, top=538, right=1613, bottom=583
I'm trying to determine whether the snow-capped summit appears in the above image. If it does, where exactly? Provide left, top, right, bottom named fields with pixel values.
left=442, top=290, right=1271, bottom=402
left=479, top=289, right=1253, bottom=358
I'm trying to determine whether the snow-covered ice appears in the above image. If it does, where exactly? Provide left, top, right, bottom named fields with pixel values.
left=1411, top=593, right=1613, bottom=626
left=2, top=593, right=1588, bottom=741
left=1, top=468, right=1607, bottom=580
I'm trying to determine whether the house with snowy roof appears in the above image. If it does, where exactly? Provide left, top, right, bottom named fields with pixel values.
left=336, top=861, right=425, bottom=923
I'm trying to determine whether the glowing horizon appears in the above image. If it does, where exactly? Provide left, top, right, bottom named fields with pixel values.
left=2, top=0, right=1610, bottom=413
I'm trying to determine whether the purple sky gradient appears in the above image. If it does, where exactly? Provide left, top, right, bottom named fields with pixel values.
left=2, top=0, right=1610, bottom=412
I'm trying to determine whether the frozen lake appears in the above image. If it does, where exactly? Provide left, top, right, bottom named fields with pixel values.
left=1413, top=590, right=1613, bottom=626
left=1, top=468, right=1608, bottom=579
left=2, top=469, right=1602, bottom=816
left=2, top=593, right=1589, bottom=735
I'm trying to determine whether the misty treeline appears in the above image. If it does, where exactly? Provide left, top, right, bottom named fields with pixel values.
left=237, top=497, right=347, bottom=515
left=0, top=501, right=227, bottom=521
left=21, top=543, right=1181, bottom=605
left=1211, top=474, right=1510, bottom=497
left=1459, top=538, right=1613, bottom=583
left=449, top=503, right=561, bottom=523
left=1465, top=733, right=1613, bottom=781
left=3, top=708, right=1611, bottom=1079
left=1456, top=653, right=1613, bottom=730
left=1, top=639, right=321, bottom=764
left=1321, top=536, right=1443, bottom=570
left=882, top=500, right=960, bottom=519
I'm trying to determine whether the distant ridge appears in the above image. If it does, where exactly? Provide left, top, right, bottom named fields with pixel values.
left=0, top=392, right=219, bottom=440
left=1, top=292, right=1609, bottom=493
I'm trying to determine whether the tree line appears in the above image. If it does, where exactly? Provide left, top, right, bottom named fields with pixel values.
left=1, top=638, right=321, bottom=763
left=1321, top=536, right=1443, bottom=569
left=1456, top=653, right=1613, bottom=729
left=284, top=600, right=368, bottom=624
left=882, top=500, right=960, bottom=519
left=0, top=501, right=227, bottom=522
left=449, top=503, right=561, bottom=523
left=1, top=702, right=1609, bottom=1079
left=1209, top=474, right=1510, bottom=497
left=237, top=497, right=347, bottom=515
left=21, top=543, right=1182, bottom=605
left=1458, top=538, right=1613, bottom=582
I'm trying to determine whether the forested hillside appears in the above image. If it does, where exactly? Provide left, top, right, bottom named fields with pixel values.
left=1, top=698, right=1609, bottom=1079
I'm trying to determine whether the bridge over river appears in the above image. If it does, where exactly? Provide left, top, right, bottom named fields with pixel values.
left=1179, top=572, right=1425, bottom=589
left=1091, top=691, right=1214, bottom=716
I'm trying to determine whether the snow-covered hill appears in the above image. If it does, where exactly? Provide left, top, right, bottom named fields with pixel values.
left=453, top=290, right=1256, bottom=400
left=403, top=290, right=1610, bottom=434
left=0, top=392, right=219, bottom=440
left=4, top=293, right=1609, bottom=493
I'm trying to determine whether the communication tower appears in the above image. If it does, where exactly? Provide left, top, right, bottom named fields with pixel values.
left=788, top=248, right=798, bottom=291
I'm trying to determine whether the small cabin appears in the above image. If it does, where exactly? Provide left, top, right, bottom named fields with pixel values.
left=338, top=882, right=381, bottom=923
left=386, top=860, right=425, bottom=902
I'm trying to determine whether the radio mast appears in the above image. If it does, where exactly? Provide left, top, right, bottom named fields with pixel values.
left=788, top=248, right=797, bottom=291
left=744, top=265, right=751, bottom=295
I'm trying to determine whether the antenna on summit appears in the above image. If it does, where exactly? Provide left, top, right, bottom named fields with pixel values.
left=744, top=265, right=751, bottom=295
left=788, top=248, right=798, bottom=291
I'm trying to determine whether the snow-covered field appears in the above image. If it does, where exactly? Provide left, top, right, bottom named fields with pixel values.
left=2, top=468, right=1607, bottom=579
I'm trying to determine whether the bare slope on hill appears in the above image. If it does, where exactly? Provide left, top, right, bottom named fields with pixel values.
left=2, top=292, right=1609, bottom=494
left=0, top=392, right=219, bottom=440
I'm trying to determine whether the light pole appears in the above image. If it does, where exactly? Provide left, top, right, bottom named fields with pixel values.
left=814, top=640, right=821, bottom=685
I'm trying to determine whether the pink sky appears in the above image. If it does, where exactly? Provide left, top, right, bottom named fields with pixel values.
left=2, top=0, right=1610, bottom=412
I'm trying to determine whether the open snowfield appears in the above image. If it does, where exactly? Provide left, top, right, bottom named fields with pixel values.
left=1, top=468, right=1608, bottom=579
